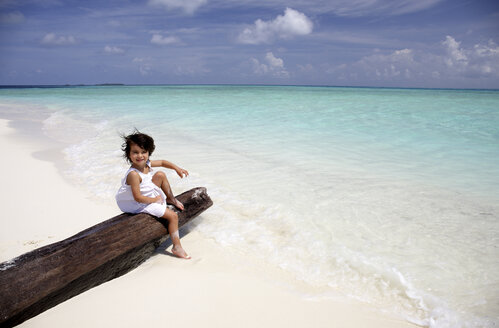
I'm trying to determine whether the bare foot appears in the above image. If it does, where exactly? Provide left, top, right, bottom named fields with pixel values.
left=173, top=199, right=184, bottom=211
left=172, top=246, right=191, bottom=259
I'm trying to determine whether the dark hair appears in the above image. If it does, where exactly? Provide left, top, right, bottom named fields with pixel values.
left=121, top=130, right=155, bottom=163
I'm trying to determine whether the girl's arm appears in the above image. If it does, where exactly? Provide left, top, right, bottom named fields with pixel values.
left=150, top=160, right=189, bottom=178
left=126, top=171, right=162, bottom=204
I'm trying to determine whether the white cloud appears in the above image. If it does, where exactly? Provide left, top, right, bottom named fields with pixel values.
left=217, top=0, right=444, bottom=17
left=474, top=40, right=499, bottom=57
left=151, top=34, right=180, bottom=45
left=238, top=8, right=313, bottom=45
left=327, top=0, right=445, bottom=17
left=174, top=63, right=211, bottom=76
left=442, top=35, right=468, bottom=68
left=104, top=45, right=125, bottom=54
left=327, top=46, right=420, bottom=83
left=148, top=0, right=207, bottom=15
left=0, top=11, right=25, bottom=24
left=140, top=66, right=151, bottom=76
left=329, top=36, right=499, bottom=86
left=441, top=36, right=499, bottom=77
left=40, top=33, right=76, bottom=46
left=251, top=52, right=289, bottom=78
left=354, top=48, right=415, bottom=78
left=133, top=57, right=152, bottom=76
left=298, top=63, right=315, bottom=73
left=265, top=52, right=284, bottom=68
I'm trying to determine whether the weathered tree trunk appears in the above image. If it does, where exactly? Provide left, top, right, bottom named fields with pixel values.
left=0, top=187, right=212, bottom=327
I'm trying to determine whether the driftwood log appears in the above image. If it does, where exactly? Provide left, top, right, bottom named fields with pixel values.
left=0, top=187, right=212, bottom=328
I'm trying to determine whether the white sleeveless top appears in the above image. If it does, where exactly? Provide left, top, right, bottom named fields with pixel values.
left=115, top=161, right=167, bottom=217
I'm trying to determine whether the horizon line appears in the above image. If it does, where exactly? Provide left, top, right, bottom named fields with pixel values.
left=0, top=83, right=498, bottom=92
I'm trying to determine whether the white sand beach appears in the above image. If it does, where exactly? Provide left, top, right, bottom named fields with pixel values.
left=0, top=118, right=418, bottom=328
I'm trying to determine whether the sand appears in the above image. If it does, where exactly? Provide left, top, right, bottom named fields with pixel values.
left=0, top=118, right=418, bottom=328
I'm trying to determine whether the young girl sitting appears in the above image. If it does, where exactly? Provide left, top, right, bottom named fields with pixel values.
left=115, top=131, right=190, bottom=259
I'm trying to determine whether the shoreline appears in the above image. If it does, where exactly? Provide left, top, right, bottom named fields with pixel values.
left=0, top=118, right=118, bottom=261
left=0, top=117, right=418, bottom=327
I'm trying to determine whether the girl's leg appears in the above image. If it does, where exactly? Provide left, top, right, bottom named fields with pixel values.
left=162, top=208, right=190, bottom=259
left=152, top=171, right=184, bottom=211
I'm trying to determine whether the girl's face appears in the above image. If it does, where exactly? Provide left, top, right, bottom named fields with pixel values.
left=129, top=143, right=149, bottom=168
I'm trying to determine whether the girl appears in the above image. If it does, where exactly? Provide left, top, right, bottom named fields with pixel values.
left=115, top=131, right=190, bottom=259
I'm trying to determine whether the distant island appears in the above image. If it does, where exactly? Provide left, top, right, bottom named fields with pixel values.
left=63, top=83, right=125, bottom=86
left=0, top=84, right=126, bottom=89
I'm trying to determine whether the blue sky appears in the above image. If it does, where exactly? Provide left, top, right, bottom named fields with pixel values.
left=1, top=0, right=498, bottom=88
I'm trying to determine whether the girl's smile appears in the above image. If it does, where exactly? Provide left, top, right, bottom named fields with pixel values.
left=129, top=143, right=150, bottom=169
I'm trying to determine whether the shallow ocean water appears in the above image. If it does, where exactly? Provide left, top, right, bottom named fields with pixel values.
left=1, top=85, right=498, bottom=327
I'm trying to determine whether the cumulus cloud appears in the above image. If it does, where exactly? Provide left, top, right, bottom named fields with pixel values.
left=148, top=0, right=207, bottom=15
left=265, top=52, right=284, bottom=68
left=330, top=35, right=499, bottom=86
left=151, top=34, right=180, bottom=45
left=442, top=36, right=468, bottom=68
left=356, top=48, right=416, bottom=78
left=0, top=11, right=25, bottom=24
left=40, top=33, right=76, bottom=46
left=251, top=52, right=289, bottom=78
left=328, top=47, right=418, bottom=81
left=440, top=36, right=499, bottom=77
left=474, top=40, right=499, bottom=57
left=238, top=8, right=313, bottom=45
left=104, top=45, right=125, bottom=54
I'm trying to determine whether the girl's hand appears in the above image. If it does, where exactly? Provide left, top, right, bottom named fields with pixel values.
left=153, top=195, right=164, bottom=204
left=176, top=167, right=189, bottom=178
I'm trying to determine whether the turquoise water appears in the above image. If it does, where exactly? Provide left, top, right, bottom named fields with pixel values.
left=1, top=85, right=499, bottom=327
